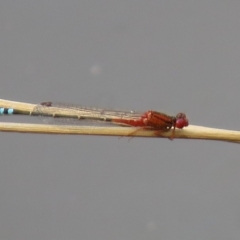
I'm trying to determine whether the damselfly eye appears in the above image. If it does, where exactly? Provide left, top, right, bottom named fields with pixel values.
left=175, top=113, right=189, bottom=129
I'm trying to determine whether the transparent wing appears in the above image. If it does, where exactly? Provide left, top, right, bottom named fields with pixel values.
left=32, top=102, right=144, bottom=125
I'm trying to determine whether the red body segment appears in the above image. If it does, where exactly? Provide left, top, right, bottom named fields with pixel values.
left=112, top=111, right=188, bottom=130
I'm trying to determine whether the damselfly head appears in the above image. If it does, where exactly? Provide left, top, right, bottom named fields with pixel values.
left=175, top=113, right=189, bottom=129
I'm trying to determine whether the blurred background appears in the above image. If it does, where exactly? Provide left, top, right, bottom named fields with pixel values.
left=1, top=1, right=240, bottom=239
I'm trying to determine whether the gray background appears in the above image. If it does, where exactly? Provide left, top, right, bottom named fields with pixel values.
left=1, top=1, right=240, bottom=240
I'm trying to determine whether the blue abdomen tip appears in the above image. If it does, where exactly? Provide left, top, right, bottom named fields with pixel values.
left=8, top=108, right=14, bottom=114
left=0, top=108, right=14, bottom=114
